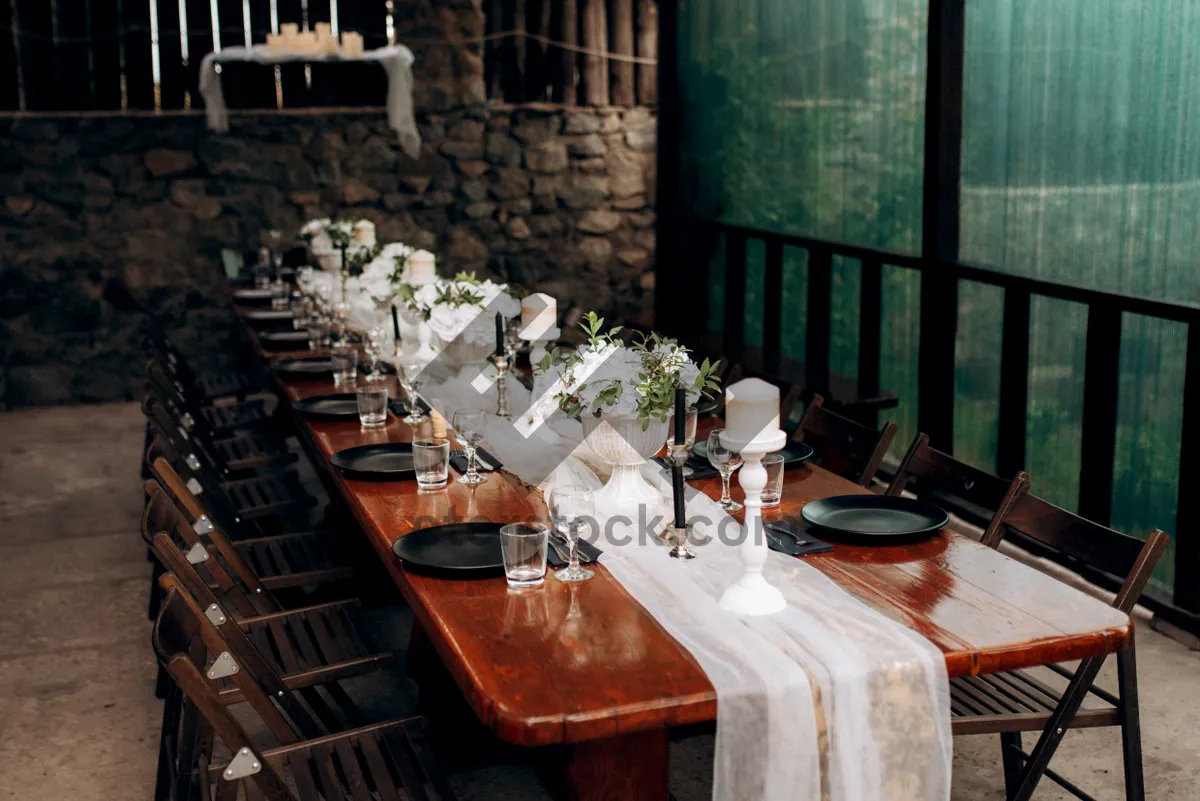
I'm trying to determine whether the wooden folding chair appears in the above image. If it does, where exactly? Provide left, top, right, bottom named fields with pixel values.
left=142, top=481, right=389, bottom=689
left=146, top=359, right=277, bottom=437
left=144, top=329, right=264, bottom=404
left=795, top=394, right=897, bottom=487
left=952, top=494, right=1168, bottom=801
left=145, top=394, right=296, bottom=476
left=886, top=433, right=1030, bottom=546
left=151, top=584, right=454, bottom=801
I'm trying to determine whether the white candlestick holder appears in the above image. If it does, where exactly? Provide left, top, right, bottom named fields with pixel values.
left=718, top=427, right=787, bottom=616
left=520, top=326, right=560, bottom=366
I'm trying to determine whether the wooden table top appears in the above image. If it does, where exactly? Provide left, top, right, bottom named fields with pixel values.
left=245, top=324, right=1132, bottom=748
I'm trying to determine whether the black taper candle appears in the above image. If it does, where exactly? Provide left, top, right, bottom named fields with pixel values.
left=672, top=463, right=687, bottom=529
left=391, top=304, right=401, bottom=340
left=674, top=386, right=687, bottom=446
left=495, top=311, right=506, bottom=357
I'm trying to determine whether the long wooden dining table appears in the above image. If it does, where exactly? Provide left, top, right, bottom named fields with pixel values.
left=240, top=315, right=1132, bottom=800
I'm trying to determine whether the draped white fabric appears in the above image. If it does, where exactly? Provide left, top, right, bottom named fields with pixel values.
left=424, top=372, right=953, bottom=801
left=199, top=45, right=421, bottom=159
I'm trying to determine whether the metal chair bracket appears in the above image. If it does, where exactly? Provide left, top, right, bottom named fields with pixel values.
left=206, top=651, right=239, bottom=680
left=204, top=603, right=227, bottom=626
left=186, top=478, right=205, bottom=495
left=222, top=747, right=262, bottom=781
left=181, top=413, right=195, bottom=430
left=185, top=453, right=202, bottom=471
left=185, top=543, right=210, bottom=564
left=193, top=515, right=214, bottom=535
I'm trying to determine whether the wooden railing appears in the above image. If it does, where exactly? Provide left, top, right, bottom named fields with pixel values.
left=483, top=0, right=658, bottom=106
left=656, top=213, right=1200, bottom=633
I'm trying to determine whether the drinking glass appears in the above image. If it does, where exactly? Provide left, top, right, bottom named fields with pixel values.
left=452, top=409, right=488, bottom=485
left=331, top=344, right=357, bottom=387
left=307, top=318, right=331, bottom=350
left=290, top=294, right=312, bottom=330
left=270, top=278, right=289, bottom=310
left=500, top=522, right=549, bottom=588
left=706, top=429, right=744, bottom=512
left=761, top=453, right=786, bottom=507
left=355, top=376, right=388, bottom=427
left=665, top=405, right=699, bottom=476
left=397, top=360, right=427, bottom=424
left=364, top=323, right=393, bottom=377
left=548, top=485, right=595, bottom=582
left=412, top=438, right=450, bottom=488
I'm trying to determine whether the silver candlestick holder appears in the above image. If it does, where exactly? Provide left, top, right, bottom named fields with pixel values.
left=489, top=351, right=513, bottom=420
left=664, top=523, right=696, bottom=560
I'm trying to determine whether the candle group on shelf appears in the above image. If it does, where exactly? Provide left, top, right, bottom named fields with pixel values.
left=723, top=378, right=781, bottom=444
left=266, top=23, right=364, bottom=57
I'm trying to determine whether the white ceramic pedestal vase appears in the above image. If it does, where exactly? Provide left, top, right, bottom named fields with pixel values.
left=397, top=307, right=435, bottom=358
left=719, top=428, right=788, bottom=616
left=314, top=249, right=341, bottom=273
left=581, top=415, right=670, bottom=528
left=438, top=336, right=495, bottom=373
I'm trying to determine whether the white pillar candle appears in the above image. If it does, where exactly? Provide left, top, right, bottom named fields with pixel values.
left=406, top=250, right=437, bottom=283
left=280, top=22, right=299, bottom=37
left=341, top=32, right=365, bottom=58
left=314, top=22, right=332, bottom=40
left=352, top=220, right=376, bottom=247
left=724, top=378, right=780, bottom=444
left=519, top=293, right=557, bottom=339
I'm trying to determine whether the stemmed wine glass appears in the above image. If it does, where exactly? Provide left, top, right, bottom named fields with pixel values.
left=548, top=485, right=596, bottom=582
left=397, top=360, right=427, bottom=424
left=706, top=429, right=744, bottom=511
left=452, top=409, right=488, bottom=485
left=364, top=322, right=393, bottom=377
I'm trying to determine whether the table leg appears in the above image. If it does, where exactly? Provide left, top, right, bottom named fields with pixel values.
left=564, top=729, right=669, bottom=800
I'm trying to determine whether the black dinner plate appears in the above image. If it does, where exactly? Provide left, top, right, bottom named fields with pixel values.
left=233, top=287, right=274, bottom=302
left=260, top=330, right=312, bottom=350
left=694, top=395, right=720, bottom=418
left=330, top=443, right=414, bottom=479
left=242, top=308, right=295, bottom=328
left=693, top=439, right=814, bottom=465
left=293, top=394, right=360, bottom=420
left=391, top=523, right=505, bottom=576
left=271, top=356, right=334, bottom=376
left=801, top=495, right=948, bottom=540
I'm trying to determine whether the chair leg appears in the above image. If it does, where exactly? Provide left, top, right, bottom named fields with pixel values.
left=1117, top=643, right=1146, bottom=801
left=1009, top=655, right=1107, bottom=801
left=1000, top=732, right=1023, bottom=798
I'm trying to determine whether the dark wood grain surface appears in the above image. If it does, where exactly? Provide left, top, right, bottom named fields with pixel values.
left=244, top=324, right=1132, bottom=749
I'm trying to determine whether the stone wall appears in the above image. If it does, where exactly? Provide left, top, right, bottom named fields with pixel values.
left=0, top=104, right=656, bottom=407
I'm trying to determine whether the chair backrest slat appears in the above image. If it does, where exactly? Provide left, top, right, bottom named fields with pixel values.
left=796, top=395, right=897, bottom=487
left=887, top=433, right=1030, bottom=546
left=1001, top=494, right=1169, bottom=613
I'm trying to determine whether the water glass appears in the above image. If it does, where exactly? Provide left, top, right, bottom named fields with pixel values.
left=706, top=429, right=744, bottom=512
left=548, top=485, right=595, bottom=582
left=270, top=279, right=289, bottom=310
left=453, top=409, right=488, bottom=485
left=397, top=360, right=427, bottom=424
left=356, top=377, right=389, bottom=427
left=307, top=318, right=331, bottom=350
left=500, top=522, right=549, bottom=588
left=331, top=344, right=358, bottom=387
left=412, top=438, right=450, bottom=488
left=761, top=453, right=786, bottom=507
left=290, top=294, right=312, bottom=329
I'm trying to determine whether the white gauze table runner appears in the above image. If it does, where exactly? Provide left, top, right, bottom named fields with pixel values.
left=426, top=373, right=953, bottom=801
left=199, top=45, right=421, bottom=158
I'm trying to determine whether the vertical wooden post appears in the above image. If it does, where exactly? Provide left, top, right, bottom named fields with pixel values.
left=611, top=0, right=635, bottom=105
left=636, top=0, right=658, bottom=105
left=561, top=0, right=579, bottom=104
left=513, top=0, right=526, bottom=102
left=653, top=0, right=678, bottom=330
left=582, top=0, right=608, bottom=105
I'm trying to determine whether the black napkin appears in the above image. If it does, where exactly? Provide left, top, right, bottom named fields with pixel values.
left=358, top=360, right=396, bottom=375
left=764, top=521, right=833, bottom=557
left=389, top=397, right=431, bottom=416
left=450, top=447, right=503, bottom=474
left=546, top=535, right=603, bottom=568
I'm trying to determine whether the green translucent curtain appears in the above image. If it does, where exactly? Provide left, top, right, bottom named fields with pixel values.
left=959, top=0, right=1200, bottom=594
left=681, top=0, right=1198, bottom=596
left=681, top=0, right=929, bottom=444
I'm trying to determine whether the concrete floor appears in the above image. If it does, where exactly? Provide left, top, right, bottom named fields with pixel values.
left=0, top=401, right=1196, bottom=800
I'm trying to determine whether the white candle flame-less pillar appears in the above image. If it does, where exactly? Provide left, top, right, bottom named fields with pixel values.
left=719, top=378, right=787, bottom=616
